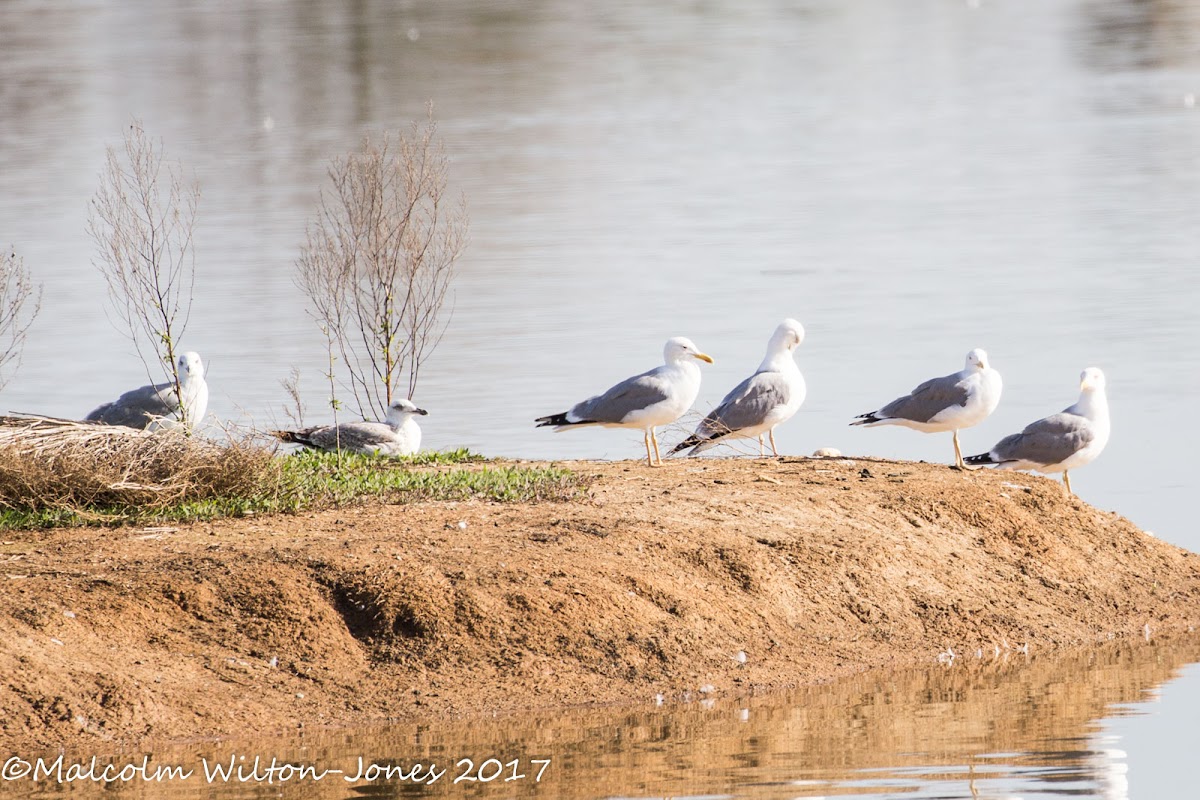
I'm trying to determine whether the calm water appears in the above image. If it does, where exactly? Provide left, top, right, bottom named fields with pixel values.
left=2, top=0, right=1200, bottom=795
left=6, top=637, right=1200, bottom=799
left=2, top=0, right=1199, bottom=548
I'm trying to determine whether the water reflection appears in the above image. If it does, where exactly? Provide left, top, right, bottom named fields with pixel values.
left=3, top=0, right=1200, bottom=549
left=16, top=636, right=1199, bottom=799
left=1076, top=0, right=1200, bottom=72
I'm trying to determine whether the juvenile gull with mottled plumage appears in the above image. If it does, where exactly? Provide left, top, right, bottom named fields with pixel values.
left=670, top=318, right=806, bottom=457
left=273, top=398, right=428, bottom=456
left=850, top=348, right=1002, bottom=467
left=86, top=351, right=209, bottom=433
left=966, top=367, right=1109, bottom=495
left=535, top=336, right=713, bottom=466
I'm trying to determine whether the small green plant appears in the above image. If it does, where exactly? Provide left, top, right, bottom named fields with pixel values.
left=392, top=447, right=486, bottom=466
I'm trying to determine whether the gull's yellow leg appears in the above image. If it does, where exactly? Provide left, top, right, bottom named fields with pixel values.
left=952, top=430, right=964, bottom=468
left=650, top=428, right=663, bottom=466
left=643, top=431, right=654, bottom=466
left=769, top=429, right=779, bottom=457
left=758, top=435, right=765, bottom=457
left=1063, top=471, right=1072, bottom=495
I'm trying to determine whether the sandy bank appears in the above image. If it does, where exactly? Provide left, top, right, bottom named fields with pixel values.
left=2, top=456, right=1198, bottom=750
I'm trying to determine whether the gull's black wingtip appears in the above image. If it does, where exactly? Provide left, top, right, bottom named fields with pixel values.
left=963, top=452, right=994, bottom=466
left=849, top=412, right=880, bottom=427
left=668, top=435, right=702, bottom=456
left=535, top=412, right=570, bottom=428
left=272, top=429, right=313, bottom=447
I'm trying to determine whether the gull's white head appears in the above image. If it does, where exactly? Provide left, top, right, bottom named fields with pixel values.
left=1080, top=367, right=1106, bottom=393
left=177, top=351, right=205, bottom=380
left=664, top=336, right=714, bottom=365
left=772, top=318, right=806, bottom=351
left=965, top=348, right=990, bottom=371
left=388, top=397, right=429, bottom=419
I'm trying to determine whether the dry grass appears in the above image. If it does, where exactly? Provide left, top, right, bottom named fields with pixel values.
left=0, top=415, right=279, bottom=523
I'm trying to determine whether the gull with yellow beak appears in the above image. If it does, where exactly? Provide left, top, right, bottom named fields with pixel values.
left=850, top=348, right=1002, bottom=468
left=536, top=336, right=714, bottom=466
left=965, top=367, right=1109, bottom=495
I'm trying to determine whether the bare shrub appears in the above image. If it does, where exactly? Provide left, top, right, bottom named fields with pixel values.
left=0, top=415, right=278, bottom=518
left=0, top=248, right=42, bottom=391
left=297, top=108, right=467, bottom=420
left=280, top=367, right=307, bottom=428
left=88, top=121, right=200, bottom=426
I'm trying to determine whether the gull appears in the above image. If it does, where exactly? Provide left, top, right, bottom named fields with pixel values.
left=965, top=367, right=1109, bottom=495
left=272, top=398, right=427, bottom=456
left=86, top=351, right=209, bottom=433
left=850, top=348, right=1002, bottom=467
left=670, top=318, right=806, bottom=457
left=535, top=336, right=713, bottom=466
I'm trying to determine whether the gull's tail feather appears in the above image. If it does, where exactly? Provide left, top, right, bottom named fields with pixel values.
left=670, top=433, right=726, bottom=456
left=535, top=412, right=596, bottom=430
left=271, top=428, right=317, bottom=447
left=85, top=404, right=115, bottom=423
left=668, top=434, right=704, bottom=456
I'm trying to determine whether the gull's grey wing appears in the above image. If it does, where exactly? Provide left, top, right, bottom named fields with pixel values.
left=879, top=373, right=969, bottom=423
left=697, top=371, right=792, bottom=437
left=990, top=412, right=1095, bottom=466
left=304, top=421, right=396, bottom=453
left=570, top=368, right=672, bottom=424
left=86, top=381, right=179, bottom=428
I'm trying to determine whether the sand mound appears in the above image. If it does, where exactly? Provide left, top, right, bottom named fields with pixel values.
left=2, top=456, right=1197, bottom=750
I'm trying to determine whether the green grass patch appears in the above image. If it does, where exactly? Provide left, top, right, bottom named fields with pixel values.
left=0, top=441, right=582, bottom=531
left=268, top=449, right=580, bottom=509
left=382, top=447, right=487, bottom=466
